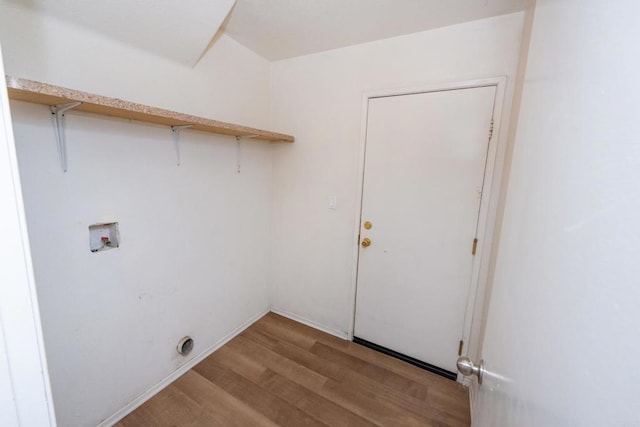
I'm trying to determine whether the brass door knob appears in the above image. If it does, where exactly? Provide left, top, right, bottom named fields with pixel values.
left=361, top=237, right=372, bottom=247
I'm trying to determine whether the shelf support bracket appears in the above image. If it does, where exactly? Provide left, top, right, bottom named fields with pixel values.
left=235, top=135, right=258, bottom=174
left=50, top=102, right=81, bottom=172
left=171, top=125, right=193, bottom=166
left=236, top=136, right=242, bottom=174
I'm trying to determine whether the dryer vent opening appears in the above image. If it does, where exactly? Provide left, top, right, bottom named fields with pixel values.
left=177, top=336, right=194, bottom=356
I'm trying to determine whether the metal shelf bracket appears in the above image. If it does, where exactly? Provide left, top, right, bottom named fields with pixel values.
left=235, top=135, right=257, bottom=174
left=50, top=102, right=81, bottom=172
left=235, top=136, right=242, bottom=173
left=171, top=125, right=193, bottom=166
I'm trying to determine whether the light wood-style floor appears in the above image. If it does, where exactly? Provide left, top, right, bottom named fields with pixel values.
left=116, top=313, right=470, bottom=426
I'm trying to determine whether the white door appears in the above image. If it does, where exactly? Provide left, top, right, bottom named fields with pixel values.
left=354, top=86, right=496, bottom=375
left=0, top=44, right=56, bottom=425
left=467, top=1, right=640, bottom=425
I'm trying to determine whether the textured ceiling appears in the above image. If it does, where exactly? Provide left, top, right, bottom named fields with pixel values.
left=2, top=0, right=236, bottom=65
left=224, top=0, right=528, bottom=60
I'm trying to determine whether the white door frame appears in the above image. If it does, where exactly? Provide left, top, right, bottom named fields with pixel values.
left=0, top=44, right=57, bottom=425
left=348, top=77, right=508, bottom=382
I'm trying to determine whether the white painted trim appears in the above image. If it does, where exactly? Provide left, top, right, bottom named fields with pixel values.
left=270, top=306, right=350, bottom=340
left=348, top=77, right=509, bottom=383
left=98, top=307, right=271, bottom=427
left=469, top=380, right=477, bottom=424
left=462, top=376, right=473, bottom=388
left=460, top=77, right=508, bottom=375
left=0, top=43, right=57, bottom=426
left=346, top=93, right=372, bottom=340
left=364, top=77, right=507, bottom=99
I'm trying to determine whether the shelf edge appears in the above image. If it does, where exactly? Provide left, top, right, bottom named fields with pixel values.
left=5, top=75, right=294, bottom=143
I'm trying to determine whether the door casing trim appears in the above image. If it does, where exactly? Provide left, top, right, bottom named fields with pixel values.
left=347, top=77, right=509, bottom=383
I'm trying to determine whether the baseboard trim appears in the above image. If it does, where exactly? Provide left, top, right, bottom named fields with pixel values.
left=98, top=307, right=271, bottom=427
left=269, top=306, right=349, bottom=340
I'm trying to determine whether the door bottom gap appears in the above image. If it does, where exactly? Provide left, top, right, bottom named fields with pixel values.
left=352, top=336, right=457, bottom=381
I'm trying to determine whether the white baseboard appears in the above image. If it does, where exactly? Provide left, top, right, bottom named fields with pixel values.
left=269, top=306, right=349, bottom=340
left=98, top=307, right=271, bottom=427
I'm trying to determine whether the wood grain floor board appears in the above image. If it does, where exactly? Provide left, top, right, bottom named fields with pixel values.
left=252, top=315, right=470, bottom=424
left=258, top=313, right=470, bottom=417
left=264, top=313, right=460, bottom=390
left=172, top=371, right=279, bottom=427
left=119, top=383, right=202, bottom=427
left=310, top=341, right=430, bottom=401
left=207, top=345, right=372, bottom=426
left=194, top=358, right=326, bottom=426
left=257, top=369, right=377, bottom=427
left=225, top=335, right=329, bottom=391
left=221, top=332, right=432, bottom=426
left=242, top=328, right=466, bottom=425
left=118, top=313, right=470, bottom=426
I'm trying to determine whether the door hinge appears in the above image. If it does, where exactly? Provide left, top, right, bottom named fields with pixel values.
left=472, top=238, right=478, bottom=256
left=488, top=118, right=494, bottom=139
left=458, top=340, right=464, bottom=356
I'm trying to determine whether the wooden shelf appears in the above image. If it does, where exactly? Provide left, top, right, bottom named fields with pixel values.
left=5, top=76, right=294, bottom=143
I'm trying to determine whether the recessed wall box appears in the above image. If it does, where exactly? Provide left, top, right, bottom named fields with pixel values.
left=89, top=222, right=119, bottom=253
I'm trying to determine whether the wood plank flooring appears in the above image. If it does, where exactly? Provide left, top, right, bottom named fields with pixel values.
left=116, top=313, right=470, bottom=426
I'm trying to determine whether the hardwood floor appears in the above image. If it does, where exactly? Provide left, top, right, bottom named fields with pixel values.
left=116, top=313, right=470, bottom=426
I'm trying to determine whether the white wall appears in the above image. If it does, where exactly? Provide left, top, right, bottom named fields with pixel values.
left=477, top=0, right=640, bottom=425
left=1, top=6, right=274, bottom=427
left=0, top=3, right=269, bottom=128
left=269, top=13, right=525, bottom=338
